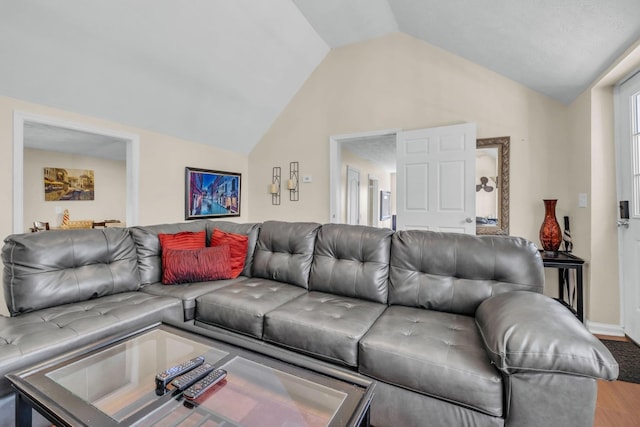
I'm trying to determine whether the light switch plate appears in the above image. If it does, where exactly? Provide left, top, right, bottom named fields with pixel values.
left=302, top=175, right=312, bottom=183
left=578, top=193, right=587, bottom=208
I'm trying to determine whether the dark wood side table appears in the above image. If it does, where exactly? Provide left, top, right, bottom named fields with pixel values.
left=539, top=251, right=585, bottom=323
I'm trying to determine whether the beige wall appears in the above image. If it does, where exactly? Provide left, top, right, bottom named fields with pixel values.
left=249, top=32, right=569, bottom=245
left=589, top=86, right=620, bottom=325
left=340, top=147, right=393, bottom=229
left=24, top=148, right=126, bottom=230
left=0, top=95, right=249, bottom=315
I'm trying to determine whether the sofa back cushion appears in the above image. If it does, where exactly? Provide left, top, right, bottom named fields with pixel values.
left=389, top=230, right=544, bottom=315
left=129, top=221, right=210, bottom=285
left=252, top=221, right=321, bottom=288
left=2, top=228, right=141, bottom=316
left=205, top=221, right=261, bottom=277
left=309, top=224, right=393, bottom=303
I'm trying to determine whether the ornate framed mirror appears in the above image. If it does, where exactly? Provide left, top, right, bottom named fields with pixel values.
left=476, top=136, right=510, bottom=235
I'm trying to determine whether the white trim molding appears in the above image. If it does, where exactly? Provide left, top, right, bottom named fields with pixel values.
left=586, top=321, right=625, bottom=337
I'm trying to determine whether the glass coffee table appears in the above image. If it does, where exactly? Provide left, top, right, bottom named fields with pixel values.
left=7, top=324, right=373, bottom=427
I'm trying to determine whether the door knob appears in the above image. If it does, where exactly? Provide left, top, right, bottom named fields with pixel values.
left=465, top=217, right=473, bottom=223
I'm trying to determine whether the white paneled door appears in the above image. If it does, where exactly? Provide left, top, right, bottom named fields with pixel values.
left=616, top=72, right=640, bottom=343
left=346, top=165, right=360, bottom=225
left=396, top=123, right=476, bottom=233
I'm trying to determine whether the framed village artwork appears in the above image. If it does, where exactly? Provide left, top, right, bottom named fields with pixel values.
left=44, top=167, right=95, bottom=201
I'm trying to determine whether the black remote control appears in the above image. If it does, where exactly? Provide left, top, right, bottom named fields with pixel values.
left=171, top=362, right=215, bottom=391
left=155, top=356, right=204, bottom=389
left=183, top=369, right=227, bottom=400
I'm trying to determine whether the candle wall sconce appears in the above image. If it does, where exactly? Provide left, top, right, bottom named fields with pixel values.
left=270, top=167, right=281, bottom=205
left=288, top=161, right=299, bottom=201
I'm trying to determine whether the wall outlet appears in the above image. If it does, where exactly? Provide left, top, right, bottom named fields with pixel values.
left=578, top=193, right=588, bottom=208
left=302, top=175, right=312, bottom=183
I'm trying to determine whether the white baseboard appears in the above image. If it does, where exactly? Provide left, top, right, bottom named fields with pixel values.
left=586, top=321, right=625, bottom=337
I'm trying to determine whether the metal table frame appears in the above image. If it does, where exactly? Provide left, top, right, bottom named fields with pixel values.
left=540, top=251, right=585, bottom=323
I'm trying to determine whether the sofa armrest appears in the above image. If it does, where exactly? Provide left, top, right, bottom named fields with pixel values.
left=475, top=291, right=618, bottom=380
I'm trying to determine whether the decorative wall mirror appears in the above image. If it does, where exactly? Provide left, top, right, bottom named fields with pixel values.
left=476, top=136, right=510, bottom=235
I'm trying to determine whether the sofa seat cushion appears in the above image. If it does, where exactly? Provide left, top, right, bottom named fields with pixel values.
left=359, top=305, right=503, bottom=417
left=0, top=292, right=182, bottom=396
left=264, top=292, right=386, bottom=367
left=195, top=278, right=306, bottom=338
left=141, top=277, right=245, bottom=321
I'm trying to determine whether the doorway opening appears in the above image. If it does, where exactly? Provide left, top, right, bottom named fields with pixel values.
left=329, top=129, right=398, bottom=228
left=13, top=111, right=140, bottom=233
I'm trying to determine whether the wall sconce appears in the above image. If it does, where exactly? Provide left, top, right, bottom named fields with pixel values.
left=271, top=167, right=281, bottom=205
left=289, top=161, right=299, bottom=201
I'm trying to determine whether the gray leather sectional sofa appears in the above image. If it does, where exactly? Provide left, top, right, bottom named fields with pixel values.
left=0, top=220, right=618, bottom=426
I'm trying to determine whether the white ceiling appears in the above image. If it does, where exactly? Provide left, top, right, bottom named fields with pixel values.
left=343, top=134, right=397, bottom=173
left=4, top=1, right=640, bottom=157
left=24, top=122, right=127, bottom=161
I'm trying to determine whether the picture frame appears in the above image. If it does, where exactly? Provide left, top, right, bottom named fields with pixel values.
left=380, top=190, right=391, bottom=221
left=44, top=167, right=95, bottom=201
left=185, top=167, right=241, bottom=219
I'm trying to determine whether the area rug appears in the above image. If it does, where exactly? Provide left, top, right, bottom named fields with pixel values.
left=601, top=340, right=640, bottom=384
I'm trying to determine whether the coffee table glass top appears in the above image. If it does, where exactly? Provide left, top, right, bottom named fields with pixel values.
left=136, top=356, right=348, bottom=427
left=10, top=325, right=371, bottom=427
left=45, top=328, right=228, bottom=422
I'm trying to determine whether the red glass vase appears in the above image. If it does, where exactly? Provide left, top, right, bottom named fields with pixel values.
left=539, top=199, right=562, bottom=252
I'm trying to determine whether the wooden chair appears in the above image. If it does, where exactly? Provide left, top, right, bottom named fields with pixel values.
left=30, top=221, right=50, bottom=232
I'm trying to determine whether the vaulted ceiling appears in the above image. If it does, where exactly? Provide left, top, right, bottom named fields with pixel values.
left=3, top=1, right=640, bottom=156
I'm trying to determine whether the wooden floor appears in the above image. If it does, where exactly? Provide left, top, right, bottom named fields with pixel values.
left=594, top=335, right=640, bottom=427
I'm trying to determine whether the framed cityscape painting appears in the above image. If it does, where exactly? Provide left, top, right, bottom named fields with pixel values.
left=185, top=167, right=241, bottom=219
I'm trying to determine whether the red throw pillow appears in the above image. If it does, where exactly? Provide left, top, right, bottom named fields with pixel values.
left=158, top=230, right=206, bottom=250
left=210, top=229, right=248, bottom=279
left=162, top=246, right=232, bottom=285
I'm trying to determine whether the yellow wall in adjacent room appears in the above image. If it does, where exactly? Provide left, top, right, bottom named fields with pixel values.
left=24, top=148, right=127, bottom=231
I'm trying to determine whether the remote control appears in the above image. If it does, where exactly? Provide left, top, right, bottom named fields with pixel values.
left=171, top=362, right=215, bottom=391
left=155, top=356, right=205, bottom=389
left=183, top=369, right=227, bottom=400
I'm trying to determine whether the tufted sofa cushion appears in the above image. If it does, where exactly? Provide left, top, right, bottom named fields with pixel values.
left=251, top=221, right=321, bottom=288
left=309, top=224, right=393, bottom=304
left=2, top=228, right=142, bottom=316
left=264, top=292, right=386, bottom=367
left=0, top=292, right=182, bottom=395
left=389, top=231, right=544, bottom=315
left=359, top=305, right=503, bottom=417
left=195, top=278, right=306, bottom=338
